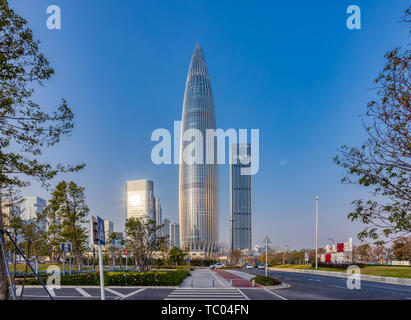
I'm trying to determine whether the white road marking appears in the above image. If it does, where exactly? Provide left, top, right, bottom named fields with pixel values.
left=120, top=288, right=145, bottom=300
left=208, top=268, right=226, bottom=287
left=75, top=287, right=92, bottom=297
left=237, top=288, right=250, bottom=300
left=327, top=285, right=347, bottom=289
left=165, top=288, right=246, bottom=300
left=263, top=288, right=288, bottom=300
left=105, top=288, right=126, bottom=298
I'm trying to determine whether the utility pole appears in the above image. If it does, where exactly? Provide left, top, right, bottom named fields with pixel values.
left=315, top=195, right=319, bottom=270
left=263, top=236, right=271, bottom=277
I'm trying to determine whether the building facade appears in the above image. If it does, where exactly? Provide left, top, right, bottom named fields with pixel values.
left=229, top=144, right=252, bottom=251
left=22, top=196, right=46, bottom=223
left=169, top=222, right=180, bottom=248
left=179, top=44, right=219, bottom=257
left=154, top=197, right=162, bottom=237
left=126, top=180, right=155, bottom=221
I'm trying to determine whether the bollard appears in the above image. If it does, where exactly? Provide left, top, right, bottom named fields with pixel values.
left=190, top=279, right=193, bottom=287
left=212, top=279, right=214, bottom=287
left=252, top=280, right=255, bottom=287
left=230, top=279, right=233, bottom=287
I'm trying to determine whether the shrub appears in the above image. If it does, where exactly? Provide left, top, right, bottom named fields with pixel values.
left=312, top=263, right=365, bottom=269
left=251, top=276, right=281, bottom=286
left=14, top=269, right=190, bottom=286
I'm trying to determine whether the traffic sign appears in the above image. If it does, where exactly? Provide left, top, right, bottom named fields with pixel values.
left=123, top=250, right=129, bottom=256
left=97, top=216, right=105, bottom=246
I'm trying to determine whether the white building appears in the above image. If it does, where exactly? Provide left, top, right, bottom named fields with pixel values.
left=125, top=180, right=155, bottom=221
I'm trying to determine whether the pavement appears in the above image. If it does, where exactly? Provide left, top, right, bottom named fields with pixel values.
left=11, top=267, right=411, bottom=300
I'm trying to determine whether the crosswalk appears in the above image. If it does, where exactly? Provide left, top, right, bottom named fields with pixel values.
left=164, top=288, right=248, bottom=300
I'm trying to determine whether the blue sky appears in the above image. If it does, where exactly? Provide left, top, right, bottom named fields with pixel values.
left=10, top=0, right=410, bottom=249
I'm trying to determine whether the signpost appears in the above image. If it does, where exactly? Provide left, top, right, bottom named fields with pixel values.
left=315, top=196, right=319, bottom=270
left=91, top=215, right=106, bottom=300
left=263, top=236, right=271, bottom=277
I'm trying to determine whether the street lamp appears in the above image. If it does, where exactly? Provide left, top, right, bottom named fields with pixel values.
left=315, top=196, right=319, bottom=270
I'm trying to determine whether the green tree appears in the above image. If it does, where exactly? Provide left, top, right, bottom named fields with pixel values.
left=169, top=246, right=186, bottom=265
left=392, top=236, right=411, bottom=260
left=0, top=1, right=84, bottom=299
left=45, top=181, right=89, bottom=271
left=335, top=8, right=411, bottom=245
left=125, top=217, right=162, bottom=271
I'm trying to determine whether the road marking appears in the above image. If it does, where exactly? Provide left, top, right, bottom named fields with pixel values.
left=105, top=288, right=126, bottom=298
left=49, top=288, right=56, bottom=297
left=121, top=288, right=145, bottom=300
left=165, top=288, right=246, bottom=300
left=309, top=278, right=321, bottom=282
left=263, top=288, right=288, bottom=300
left=236, top=288, right=250, bottom=300
left=75, top=287, right=92, bottom=297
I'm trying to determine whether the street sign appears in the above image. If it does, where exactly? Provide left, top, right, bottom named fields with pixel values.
left=263, top=236, right=271, bottom=244
left=97, top=216, right=105, bottom=246
left=304, top=252, right=309, bottom=263
left=123, top=250, right=129, bottom=256
left=91, top=216, right=99, bottom=245
left=65, top=242, right=72, bottom=252
left=60, top=242, right=72, bottom=252
left=185, top=258, right=191, bottom=261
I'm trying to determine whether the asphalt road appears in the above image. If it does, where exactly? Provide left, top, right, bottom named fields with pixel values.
left=11, top=268, right=411, bottom=300
left=242, top=268, right=411, bottom=300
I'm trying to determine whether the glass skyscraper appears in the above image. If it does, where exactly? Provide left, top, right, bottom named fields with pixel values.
left=179, top=44, right=219, bottom=256
left=126, top=180, right=155, bottom=221
left=229, top=144, right=252, bottom=251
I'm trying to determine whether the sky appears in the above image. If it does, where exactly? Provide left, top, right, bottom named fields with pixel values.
left=9, top=0, right=410, bottom=249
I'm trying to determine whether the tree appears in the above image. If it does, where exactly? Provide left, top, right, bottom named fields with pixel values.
left=169, top=246, right=186, bottom=265
left=392, top=236, right=411, bottom=260
left=229, top=249, right=242, bottom=264
left=125, top=217, right=162, bottom=271
left=0, top=1, right=84, bottom=299
left=335, top=8, right=411, bottom=245
left=353, top=244, right=371, bottom=263
left=45, top=181, right=89, bottom=271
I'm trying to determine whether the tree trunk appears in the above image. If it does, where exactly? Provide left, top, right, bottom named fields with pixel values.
left=0, top=194, right=10, bottom=300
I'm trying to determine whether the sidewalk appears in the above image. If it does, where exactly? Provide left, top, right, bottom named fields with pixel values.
left=213, top=269, right=261, bottom=288
left=179, top=268, right=229, bottom=288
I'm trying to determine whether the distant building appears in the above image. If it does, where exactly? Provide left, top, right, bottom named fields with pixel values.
left=229, top=144, right=252, bottom=251
left=163, top=218, right=170, bottom=242
left=1, top=201, right=20, bottom=229
left=154, top=197, right=162, bottom=237
left=22, top=196, right=46, bottom=228
left=169, top=222, right=180, bottom=248
left=104, top=220, right=114, bottom=245
left=125, top=180, right=155, bottom=221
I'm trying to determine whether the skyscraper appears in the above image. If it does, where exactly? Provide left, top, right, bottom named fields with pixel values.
left=22, top=196, right=46, bottom=223
left=154, top=197, right=162, bottom=237
left=179, top=44, right=219, bottom=256
left=229, top=144, right=252, bottom=251
left=126, top=180, right=155, bottom=221
left=169, top=222, right=180, bottom=248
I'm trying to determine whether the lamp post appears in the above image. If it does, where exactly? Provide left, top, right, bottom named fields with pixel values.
left=315, top=196, right=319, bottom=270
left=263, top=236, right=271, bottom=277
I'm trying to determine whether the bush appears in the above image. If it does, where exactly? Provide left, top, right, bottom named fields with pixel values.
left=15, top=269, right=190, bottom=286
left=251, top=276, right=281, bottom=286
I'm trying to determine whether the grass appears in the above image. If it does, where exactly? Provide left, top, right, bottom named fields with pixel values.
left=251, top=275, right=281, bottom=286
left=270, top=264, right=411, bottom=279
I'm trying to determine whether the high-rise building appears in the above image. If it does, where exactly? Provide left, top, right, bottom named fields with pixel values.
left=169, top=222, right=180, bottom=248
left=154, top=197, right=162, bottom=237
left=126, top=180, right=155, bottom=221
left=179, top=44, right=219, bottom=257
left=1, top=201, right=20, bottom=229
left=22, top=196, right=46, bottom=222
left=104, top=220, right=114, bottom=245
left=229, top=144, right=252, bottom=251
left=163, top=218, right=170, bottom=244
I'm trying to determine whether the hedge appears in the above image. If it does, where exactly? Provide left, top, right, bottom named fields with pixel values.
left=251, top=276, right=281, bottom=286
left=15, top=269, right=190, bottom=286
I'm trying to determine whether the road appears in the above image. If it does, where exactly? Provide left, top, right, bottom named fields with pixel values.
left=11, top=268, right=411, bottom=300
left=242, top=268, right=411, bottom=300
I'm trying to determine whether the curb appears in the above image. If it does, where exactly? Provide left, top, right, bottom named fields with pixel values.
left=268, top=268, right=411, bottom=286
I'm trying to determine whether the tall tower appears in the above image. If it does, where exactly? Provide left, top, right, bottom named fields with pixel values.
left=229, top=144, right=252, bottom=251
left=179, top=44, right=219, bottom=257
